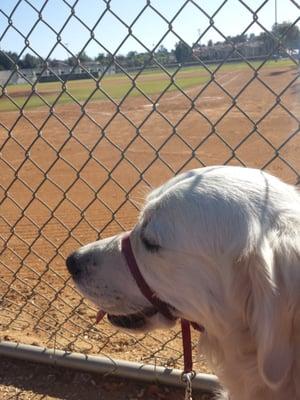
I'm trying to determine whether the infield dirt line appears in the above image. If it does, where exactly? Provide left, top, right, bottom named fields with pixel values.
left=18, top=71, right=242, bottom=117
left=138, top=72, right=241, bottom=110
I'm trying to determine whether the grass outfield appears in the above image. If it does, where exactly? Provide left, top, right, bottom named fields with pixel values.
left=0, top=58, right=295, bottom=112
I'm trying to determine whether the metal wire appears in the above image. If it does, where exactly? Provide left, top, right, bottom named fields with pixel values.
left=0, top=0, right=299, bottom=373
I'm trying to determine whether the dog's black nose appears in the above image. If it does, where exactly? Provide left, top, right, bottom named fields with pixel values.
left=66, top=252, right=81, bottom=278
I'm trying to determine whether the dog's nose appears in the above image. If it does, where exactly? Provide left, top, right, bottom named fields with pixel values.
left=66, top=252, right=81, bottom=278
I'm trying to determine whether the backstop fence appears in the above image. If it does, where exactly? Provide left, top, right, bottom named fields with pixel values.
left=0, top=0, right=299, bottom=384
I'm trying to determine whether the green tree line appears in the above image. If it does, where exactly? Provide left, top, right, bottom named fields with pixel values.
left=1, top=22, right=299, bottom=71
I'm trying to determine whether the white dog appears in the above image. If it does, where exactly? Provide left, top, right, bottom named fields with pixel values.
left=66, top=166, right=300, bottom=400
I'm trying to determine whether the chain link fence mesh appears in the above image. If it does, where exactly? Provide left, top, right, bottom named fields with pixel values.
left=0, top=0, right=299, bottom=374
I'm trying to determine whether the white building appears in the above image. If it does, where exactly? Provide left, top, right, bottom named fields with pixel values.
left=0, top=61, right=115, bottom=85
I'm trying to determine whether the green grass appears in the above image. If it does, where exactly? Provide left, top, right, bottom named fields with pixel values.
left=0, top=58, right=295, bottom=112
left=0, top=71, right=208, bottom=112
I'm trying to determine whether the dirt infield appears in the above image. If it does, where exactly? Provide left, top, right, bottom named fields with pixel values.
left=0, top=63, right=299, bottom=381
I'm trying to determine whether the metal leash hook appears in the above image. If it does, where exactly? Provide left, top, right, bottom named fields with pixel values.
left=181, top=371, right=195, bottom=400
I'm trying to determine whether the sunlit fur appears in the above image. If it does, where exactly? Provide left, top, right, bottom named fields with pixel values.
left=70, top=166, right=300, bottom=400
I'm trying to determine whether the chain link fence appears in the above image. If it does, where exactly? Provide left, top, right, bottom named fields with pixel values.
left=0, top=0, right=299, bottom=378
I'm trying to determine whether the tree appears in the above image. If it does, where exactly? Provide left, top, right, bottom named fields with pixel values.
left=272, top=22, right=300, bottom=50
left=155, top=45, right=169, bottom=64
left=67, top=51, right=92, bottom=66
left=21, top=53, right=40, bottom=69
left=0, top=51, right=20, bottom=70
left=228, top=34, right=247, bottom=44
left=95, top=52, right=115, bottom=68
left=207, top=39, right=213, bottom=47
left=77, top=51, right=92, bottom=63
left=127, top=51, right=138, bottom=60
left=125, top=51, right=139, bottom=68
left=49, top=59, right=62, bottom=67
left=66, top=55, right=77, bottom=66
left=174, top=41, right=192, bottom=63
left=95, top=53, right=106, bottom=63
left=156, top=45, right=168, bottom=55
left=256, top=22, right=300, bottom=56
left=115, top=54, right=126, bottom=65
left=258, top=32, right=276, bottom=53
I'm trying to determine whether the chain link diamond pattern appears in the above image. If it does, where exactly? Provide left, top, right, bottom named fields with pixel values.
left=0, top=0, right=299, bottom=372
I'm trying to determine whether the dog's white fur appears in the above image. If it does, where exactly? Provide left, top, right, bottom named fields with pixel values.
left=70, top=166, right=300, bottom=400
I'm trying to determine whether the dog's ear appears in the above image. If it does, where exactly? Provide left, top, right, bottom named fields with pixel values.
left=246, top=239, right=294, bottom=390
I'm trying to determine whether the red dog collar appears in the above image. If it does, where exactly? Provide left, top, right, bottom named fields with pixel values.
left=121, top=232, right=177, bottom=321
left=120, top=231, right=204, bottom=373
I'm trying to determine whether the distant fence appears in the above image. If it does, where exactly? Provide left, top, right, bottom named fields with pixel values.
left=0, top=0, right=299, bottom=387
left=38, top=71, right=99, bottom=83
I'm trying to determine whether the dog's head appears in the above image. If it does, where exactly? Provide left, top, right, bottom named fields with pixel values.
left=67, top=166, right=300, bottom=390
left=66, top=167, right=238, bottom=332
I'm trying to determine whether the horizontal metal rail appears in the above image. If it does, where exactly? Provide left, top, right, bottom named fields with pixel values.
left=0, top=341, right=219, bottom=392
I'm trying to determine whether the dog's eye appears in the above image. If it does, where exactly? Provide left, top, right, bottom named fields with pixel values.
left=141, top=236, right=160, bottom=252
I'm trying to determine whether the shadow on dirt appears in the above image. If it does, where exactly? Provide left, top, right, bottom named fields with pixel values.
left=0, top=356, right=213, bottom=400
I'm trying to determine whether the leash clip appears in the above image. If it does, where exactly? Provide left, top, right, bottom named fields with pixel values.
left=181, top=371, right=195, bottom=400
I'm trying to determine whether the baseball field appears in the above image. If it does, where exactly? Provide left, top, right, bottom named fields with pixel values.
left=1, top=59, right=293, bottom=112
left=0, top=58, right=299, bottom=381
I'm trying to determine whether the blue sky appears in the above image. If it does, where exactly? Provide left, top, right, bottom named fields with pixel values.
left=0, top=0, right=299, bottom=60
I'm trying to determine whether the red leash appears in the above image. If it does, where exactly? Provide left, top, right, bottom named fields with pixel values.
left=181, top=319, right=193, bottom=373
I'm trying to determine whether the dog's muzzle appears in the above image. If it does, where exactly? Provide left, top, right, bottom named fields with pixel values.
left=67, top=231, right=204, bottom=375
left=93, top=231, right=177, bottom=330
